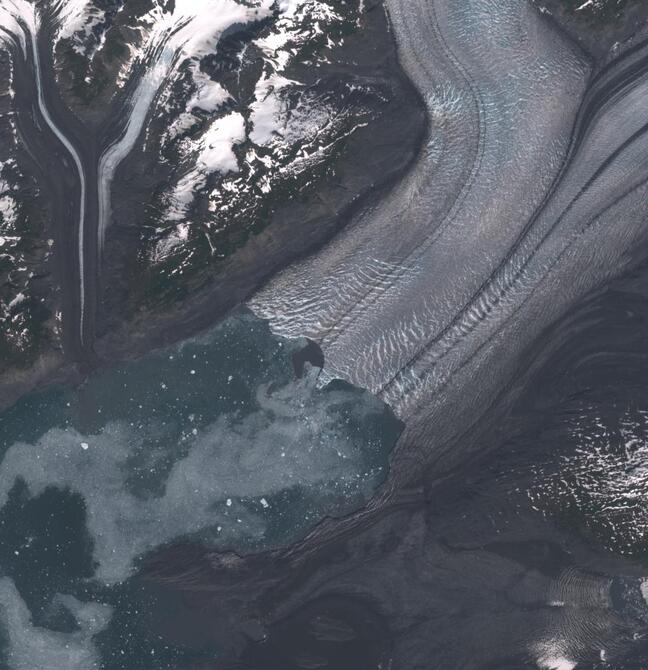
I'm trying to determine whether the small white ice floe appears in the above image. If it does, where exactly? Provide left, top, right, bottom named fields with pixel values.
left=226, top=498, right=232, bottom=507
left=260, top=497, right=270, bottom=509
left=80, top=442, right=89, bottom=450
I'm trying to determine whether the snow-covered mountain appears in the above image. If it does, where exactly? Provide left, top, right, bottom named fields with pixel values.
left=0, top=0, right=423, bottom=368
left=83, top=0, right=422, bottom=344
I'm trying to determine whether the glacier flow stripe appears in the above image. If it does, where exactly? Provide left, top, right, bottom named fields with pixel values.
left=97, top=58, right=170, bottom=256
left=30, top=28, right=87, bottom=346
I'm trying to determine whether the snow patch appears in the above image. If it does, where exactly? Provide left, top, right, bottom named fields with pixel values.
left=142, top=0, right=273, bottom=65
left=167, top=111, right=246, bottom=220
left=163, top=68, right=230, bottom=144
left=533, top=639, right=577, bottom=670
left=0, top=194, right=17, bottom=227
left=150, top=222, right=190, bottom=264
left=195, top=111, right=247, bottom=174
left=255, top=0, right=343, bottom=71
left=52, top=0, right=106, bottom=56
left=188, top=68, right=231, bottom=114
left=249, top=73, right=295, bottom=146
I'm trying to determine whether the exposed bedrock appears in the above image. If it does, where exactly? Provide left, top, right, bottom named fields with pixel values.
left=142, top=483, right=648, bottom=669
left=0, top=0, right=426, bottom=401
left=250, top=0, right=648, bottom=484
left=92, top=0, right=426, bottom=360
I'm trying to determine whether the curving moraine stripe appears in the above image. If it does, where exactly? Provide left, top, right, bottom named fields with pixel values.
left=249, top=0, right=589, bottom=414
left=380, top=41, right=648, bottom=410
left=0, top=0, right=88, bottom=347
left=307, top=0, right=489, bottom=355
left=30, top=22, right=88, bottom=347
left=1, top=0, right=278, bottom=356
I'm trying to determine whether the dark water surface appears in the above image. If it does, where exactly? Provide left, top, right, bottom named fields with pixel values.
left=0, top=308, right=401, bottom=669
